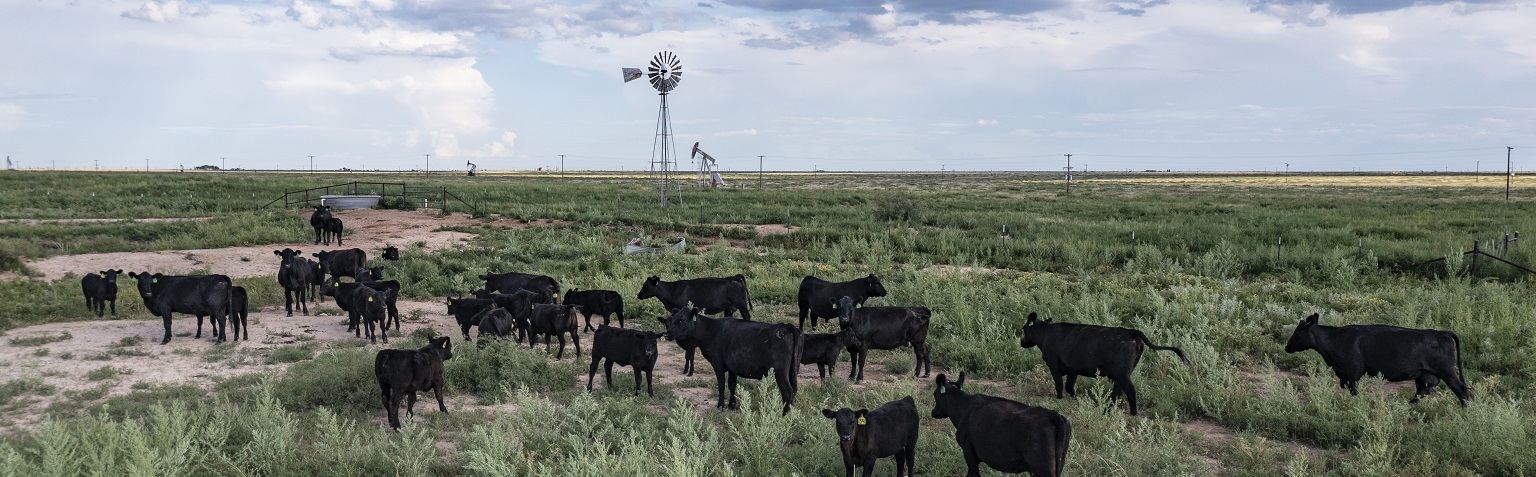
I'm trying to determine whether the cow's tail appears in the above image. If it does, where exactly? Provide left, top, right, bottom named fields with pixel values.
left=787, top=326, right=804, bottom=393
left=1050, top=411, right=1071, bottom=477
left=1451, top=331, right=1466, bottom=394
left=1131, top=330, right=1190, bottom=366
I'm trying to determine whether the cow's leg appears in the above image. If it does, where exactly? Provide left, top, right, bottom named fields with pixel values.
left=433, top=382, right=448, bottom=414
left=855, top=349, right=868, bottom=383
left=727, top=373, right=741, bottom=409
left=774, top=366, right=795, bottom=415
left=284, top=290, right=294, bottom=317
left=631, top=365, right=643, bottom=396
left=684, top=346, right=695, bottom=376
left=386, top=391, right=404, bottom=430
left=378, top=381, right=392, bottom=419
left=848, top=349, right=860, bottom=381
left=604, top=360, right=615, bottom=387
left=195, top=315, right=205, bottom=339
left=388, top=304, right=400, bottom=331
left=817, top=363, right=826, bottom=379
left=1410, top=374, right=1439, bottom=403
left=160, top=312, right=174, bottom=345
left=378, top=317, right=388, bottom=344
left=1430, top=364, right=1470, bottom=406
left=739, top=305, right=751, bottom=321
left=570, top=329, right=581, bottom=358
left=1064, top=374, right=1080, bottom=397
left=1116, top=377, right=1139, bottom=416
left=405, top=391, right=418, bottom=419
left=920, top=342, right=932, bottom=377
left=554, top=334, right=566, bottom=359
left=586, top=357, right=600, bottom=391
left=617, top=311, right=625, bottom=329
left=713, top=369, right=729, bottom=408
left=584, top=313, right=594, bottom=333
left=962, top=445, right=982, bottom=477
left=108, top=299, right=116, bottom=316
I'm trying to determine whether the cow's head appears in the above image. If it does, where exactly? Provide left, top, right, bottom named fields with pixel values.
left=1019, top=312, right=1054, bottom=349
left=820, top=407, right=869, bottom=445
left=1285, top=314, right=1321, bottom=353
left=634, top=331, right=661, bottom=366
left=274, top=249, right=303, bottom=268
left=368, top=267, right=384, bottom=281
left=383, top=246, right=400, bottom=260
left=864, top=274, right=888, bottom=298
left=127, top=272, right=161, bottom=298
left=834, top=327, right=864, bottom=350
left=429, top=336, right=454, bottom=361
left=833, top=296, right=861, bottom=327
left=100, top=269, right=123, bottom=283
left=312, top=205, right=331, bottom=215
left=661, top=307, right=701, bottom=341
left=637, top=276, right=662, bottom=300
left=318, top=277, right=341, bottom=297
left=931, top=372, right=967, bottom=419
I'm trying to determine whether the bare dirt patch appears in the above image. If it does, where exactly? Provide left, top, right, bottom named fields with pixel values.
left=22, top=209, right=565, bottom=281
left=920, top=265, right=1007, bottom=276
left=720, top=224, right=800, bottom=236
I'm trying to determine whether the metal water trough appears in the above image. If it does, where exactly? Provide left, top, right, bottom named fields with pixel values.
left=320, top=194, right=382, bottom=210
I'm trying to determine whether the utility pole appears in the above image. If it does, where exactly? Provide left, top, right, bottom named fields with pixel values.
left=51, top=160, right=55, bottom=170
left=1063, top=154, right=1073, bottom=195
left=94, top=160, right=99, bottom=170
left=560, top=154, right=565, bottom=176
left=1285, top=163, right=1290, bottom=184
left=1477, top=160, right=1480, bottom=182
left=145, top=158, right=149, bottom=171
left=221, top=157, right=225, bottom=171
left=758, top=155, right=764, bottom=187
left=425, top=154, right=430, bottom=175
left=1507, top=147, right=1514, bottom=201
left=309, top=155, right=315, bottom=175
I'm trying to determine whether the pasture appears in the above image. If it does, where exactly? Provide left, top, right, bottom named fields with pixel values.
left=0, top=170, right=1534, bottom=476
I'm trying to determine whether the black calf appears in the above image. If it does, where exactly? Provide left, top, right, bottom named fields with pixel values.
left=375, top=336, right=453, bottom=430
left=564, top=288, right=625, bottom=331
left=1019, top=312, right=1190, bottom=416
left=587, top=326, right=661, bottom=396
left=822, top=396, right=919, bottom=477
left=801, top=328, right=862, bottom=380
left=835, top=296, right=931, bottom=383
left=81, top=269, right=124, bottom=317
left=932, top=373, right=1071, bottom=477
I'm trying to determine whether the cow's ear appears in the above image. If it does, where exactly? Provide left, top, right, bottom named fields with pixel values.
left=935, top=374, right=947, bottom=388
left=955, top=372, right=966, bottom=388
left=1026, top=312, right=1037, bottom=325
left=821, top=409, right=836, bottom=419
left=273, top=250, right=282, bottom=256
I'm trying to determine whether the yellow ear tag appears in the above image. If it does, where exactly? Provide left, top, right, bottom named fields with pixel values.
left=440, top=341, right=447, bottom=348
left=856, top=416, right=866, bottom=426
left=368, top=297, right=374, bottom=303
left=554, top=293, right=559, bottom=299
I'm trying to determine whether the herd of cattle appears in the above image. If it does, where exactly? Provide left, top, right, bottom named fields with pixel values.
left=67, top=206, right=1473, bottom=476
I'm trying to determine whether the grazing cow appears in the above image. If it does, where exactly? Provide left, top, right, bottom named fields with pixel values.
left=801, top=328, right=862, bottom=380
left=1018, top=312, right=1190, bottom=416
left=932, top=373, right=1071, bottom=477
left=446, top=297, right=495, bottom=341
left=822, top=396, right=919, bottom=477
left=636, top=275, right=752, bottom=320
left=661, top=307, right=801, bottom=415
left=383, top=246, right=400, bottom=261
left=587, top=325, right=661, bottom=396
left=527, top=303, right=583, bottom=359
left=323, top=217, right=344, bottom=246
left=81, top=269, right=124, bottom=317
left=313, top=248, right=368, bottom=282
left=1285, top=313, right=1468, bottom=406
left=128, top=272, right=232, bottom=345
left=320, top=278, right=402, bottom=334
left=564, top=288, right=626, bottom=331
left=835, top=296, right=931, bottom=383
left=309, top=205, right=332, bottom=245
left=353, top=285, right=393, bottom=344
left=798, top=275, right=888, bottom=329
left=375, top=336, right=453, bottom=430
left=479, top=271, right=561, bottom=300
left=229, top=286, right=250, bottom=342
left=273, top=249, right=311, bottom=317
left=474, top=305, right=524, bottom=344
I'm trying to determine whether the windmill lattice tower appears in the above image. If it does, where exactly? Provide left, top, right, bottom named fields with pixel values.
left=644, top=52, right=684, bottom=207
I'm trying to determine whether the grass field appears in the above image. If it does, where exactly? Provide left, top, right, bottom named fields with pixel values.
left=1, top=170, right=1534, bottom=476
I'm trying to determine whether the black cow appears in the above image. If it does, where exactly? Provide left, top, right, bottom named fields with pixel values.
left=661, top=307, right=801, bottom=415
left=527, top=303, right=582, bottom=359
left=383, top=246, right=400, bottom=261
left=564, top=288, right=626, bottom=331
left=637, top=275, right=752, bottom=320
left=81, top=269, right=124, bottom=317
left=309, top=205, right=332, bottom=245
left=932, top=373, right=1071, bottom=477
left=320, top=278, right=402, bottom=334
left=375, top=336, right=453, bottom=430
left=313, top=248, right=368, bottom=282
left=587, top=325, right=661, bottom=396
left=798, top=275, right=888, bottom=329
left=1285, top=313, right=1468, bottom=406
left=128, top=272, right=232, bottom=345
left=475, top=304, right=530, bottom=344
left=822, top=396, right=919, bottom=477
left=835, top=296, right=931, bottom=383
left=229, top=286, right=250, bottom=342
left=324, top=217, right=344, bottom=246
left=354, top=285, right=393, bottom=344
left=273, top=248, right=311, bottom=317
left=446, top=297, right=495, bottom=341
left=1019, top=312, right=1190, bottom=416
left=479, top=271, right=561, bottom=299
left=801, top=327, right=862, bottom=380
left=307, top=258, right=324, bottom=303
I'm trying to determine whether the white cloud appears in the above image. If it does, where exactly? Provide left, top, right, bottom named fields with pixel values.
left=0, top=104, right=25, bottom=131
left=121, top=0, right=209, bottom=23
left=977, top=119, right=997, bottom=126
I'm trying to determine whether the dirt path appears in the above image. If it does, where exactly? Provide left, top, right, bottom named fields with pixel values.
left=21, top=209, right=566, bottom=281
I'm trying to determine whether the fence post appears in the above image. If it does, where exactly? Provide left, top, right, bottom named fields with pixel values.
left=440, top=188, right=447, bottom=217
left=1471, top=240, right=1480, bottom=275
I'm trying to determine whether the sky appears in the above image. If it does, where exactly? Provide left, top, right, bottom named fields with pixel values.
left=1, top=0, right=1534, bottom=172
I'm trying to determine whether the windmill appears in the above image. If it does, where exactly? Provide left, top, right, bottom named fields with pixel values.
left=624, top=51, right=684, bottom=207
left=691, top=142, right=725, bottom=188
